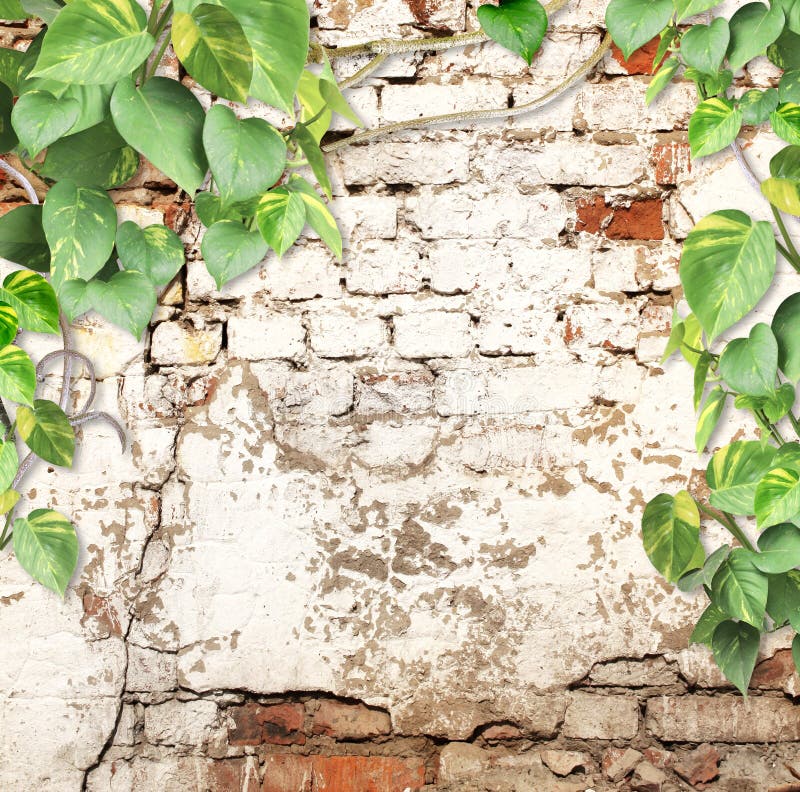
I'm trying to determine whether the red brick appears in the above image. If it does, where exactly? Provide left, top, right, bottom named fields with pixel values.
left=651, top=141, right=691, bottom=185
left=611, top=36, right=660, bottom=74
left=311, top=700, right=391, bottom=741
left=262, top=755, right=426, bottom=792
left=207, top=759, right=260, bottom=792
left=577, top=197, right=664, bottom=240
left=229, top=702, right=305, bottom=747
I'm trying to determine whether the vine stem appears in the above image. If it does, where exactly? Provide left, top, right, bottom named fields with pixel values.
left=322, top=32, right=612, bottom=153
left=696, top=501, right=756, bottom=553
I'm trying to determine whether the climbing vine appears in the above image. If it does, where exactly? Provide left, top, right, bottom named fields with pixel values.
left=0, top=0, right=797, bottom=696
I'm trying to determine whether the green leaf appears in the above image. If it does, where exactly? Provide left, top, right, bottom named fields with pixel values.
left=641, top=491, right=702, bottom=583
left=763, top=383, right=796, bottom=423
left=688, top=97, right=743, bottom=158
left=646, top=56, right=680, bottom=105
left=727, top=1, right=785, bottom=72
left=84, top=269, right=156, bottom=338
left=680, top=210, right=776, bottom=342
left=19, top=80, right=114, bottom=138
left=793, top=634, right=800, bottom=674
left=0, top=307, right=18, bottom=350
left=661, top=310, right=685, bottom=363
left=0, top=81, right=17, bottom=154
left=116, top=221, right=183, bottom=287
left=755, top=466, right=800, bottom=529
left=194, top=191, right=243, bottom=227
left=296, top=70, right=332, bottom=143
left=0, top=439, right=18, bottom=493
left=16, top=398, right=74, bottom=465
left=684, top=66, right=732, bottom=98
left=110, top=76, right=208, bottom=195
left=29, top=0, right=154, bottom=84
left=287, top=176, right=342, bottom=259
left=707, top=441, right=777, bottom=515
left=318, top=61, right=362, bottom=127
left=696, top=386, right=727, bottom=453
left=773, top=293, right=800, bottom=382
left=712, top=548, right=768, bottom=627
left=201, top=220, right=268, bottom=289
left=42, top=179, right=117, bottom=292
left=712, top=620, right=760, bottom=695
left=21, top=0, right=62, bottom=24
left=0, top=0, right=27, bottom=19
left=255, top=188, right=305, bottom=258
left=775, top=0, right=800, bottom=33
left=680, top=313, right=704, bottom=368
left=780, top=70, right=800, bottom=104
left=13, top=509, right=77, bottom=596
left=739, top=88, right=779, bottom=125
left=678, top=544, right=729, bottom=592
left=768, top=28, right=800, bottom=70
left=753, top=522, right=800, bottom=573
left=673, top=0, right=719, bottom=23
left=0, top=345, right=35, bottom=405
left=11, top=90, right=80, bottom=157
left=766, top=569, right=800, bottom=626
left=691, top=600, right=728, bottom=647
left=719, top=323, right=778, bottom=398
left=0, top=270, right=59, bottom=334
left=202, top=104, right=286, bottom=206
left=218, top=0, right=308, bottom=112
left=0, top=205, right=50, bottom=272
left=0, top=489, right=19, bottom=514
left=680, top=18, right=729, bottom=75
left=653, top=26, right=679, bottom=70
left=605, top=0, right=672, bottom=60
left=772, top=102, right=800, bottom=145
left=477, top=0, right=548, bottom=65
left=40, top=117, right=139, bottom=189
left=693, top=350, right=712, bottom=410
left=291, top=121, right=332, bottom=200
left=0, top=48, right=24, bottom=94
left=172, top=3, right=252, bottom=103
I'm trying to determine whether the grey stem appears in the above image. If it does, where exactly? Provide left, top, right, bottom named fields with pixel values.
left=58, top=314, right=73, bottom=413
left=70, top=411, right=127, bottom=452
left=11, top=452, right=35, bottom=491
left=730, top=139, right=764, bottom=196
left=0, top=159, right=38, bottom=205
left=37, top=349, right=97, bottom=415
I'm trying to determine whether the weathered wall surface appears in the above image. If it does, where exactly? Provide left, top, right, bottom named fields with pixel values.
left=2, top=1, right=800, bottom=790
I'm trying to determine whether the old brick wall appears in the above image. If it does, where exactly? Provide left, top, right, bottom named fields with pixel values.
left=1, top=0, right=800, bottom=790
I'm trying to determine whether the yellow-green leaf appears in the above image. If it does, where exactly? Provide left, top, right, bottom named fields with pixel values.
left=17, top=399, right=75, bottom=466
left=13, top=508, right=77, bottom=596
left=0, top=345, right=35, bottom=405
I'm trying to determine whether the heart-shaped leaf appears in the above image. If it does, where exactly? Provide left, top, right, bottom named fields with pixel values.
left=17, top=399, right=74, bottom=466
left=681, top=18, right=730, bottom=75
left=201, top=220, right=268, bottom=290
left=110, top=77, right=208, bottom=195
left=767, top=569, right=800, bottom=626
left=605, top=0, right=672, bottom=60
left=739, top=88, right=780, bottom=125
left=753, top=523, right=800, bottom=573
left=773, top=293, right=800, bottom=382
left=689, top=97, right=743, bottom=158
left=691, top=600, right=728, bottom=647
left=712, top=619, right=760, bottom=695
left=0, top=306, right=18, bottom=350
left=0, top=205, right=50, bottom=272
left=11, top=90, right=80, bottom=157
left=0, top=345, right=35, bottom=405
left=707, top=441, right=777, bottom=515
left=116, top=221, right=184, bottom=286
left=287, top=176, right=342, bottom=259
left=43, top=179, right=117, bottom=291
left=696, top=386, right=727, bottom=453
left=727, top=1, right=786, bottom=72
left=172, top=3, right=253, bottom=103
left=642, top=491, right=702, bottom=583
left=13, top=509, right=77, bottom=596
left=29, top=0, right=154, bottom=84
left=711, top=548, right=769, bottom=627
left=755, top=466, right=800, bottom=529
left=202, top=104, right=286, bottom=206
left=195, top=192, right=245, bottom=227
left=772, top=102, right=800, bottom=145
left=255, top=188, right=305, bottom=257
left=0, top=270, right=59, bottom=334
left=719, top=323, right=779, bottom=398
left=477, top=0, right=548, bottom=65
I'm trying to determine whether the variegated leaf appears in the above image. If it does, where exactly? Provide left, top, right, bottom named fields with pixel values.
left=695, top=386, right=727, bottom=453
left=711, top=548, right=768, bottom=628
left=116, top=222, right=184, bottom=287
left=172, top=3, right=252, bottom=103
left=287, top=176, right=342, bottom=259
left=0, top=306, right=17, bottom=350
left=711, top=620, right=760, bottom=695
left=0, top=489, right=19, bottom=514
left=0, top=270, right=59, bottom=334
left=719, top=323, right=779, bottom=398
left=42, top=179, right=117, bottom=292
left=755, top=466, right=800, bottom=529
left=11, top=90, right=79, bottom=157
left=0, top=345, right=35, bottom=405
left=0, top=205, right=50, bottom=272
left=0, top=440, right=18, bottom=492
left=774, top=293, right=800, bottom=382
left=201, top=220, right=268, bottom=290
left=641, top=491, right=702, bottom=583
left=680, top=210, right=776, bottom=342
left=707, top=441, right=777, bottom=515
left=85, top=269, right=156, bottom=339
left=29, top=0, right=154, bottom=84
left=17, top=399, right=74, bottom=466
left=688, top=97, right=742, bottom=158
left=772, top=102, right=800, bottom=145
left=256, top=188, right=305, bottom=257
left=13, top=509, right=77, bottom=596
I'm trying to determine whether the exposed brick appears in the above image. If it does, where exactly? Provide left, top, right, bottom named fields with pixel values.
left=228, top=703, right=305, bottom=747
left=562, top=693, right=639, bottom=740
left=651, top=141, right=691, bottom=185
left=577, top=197, right=664, bottom=240
left=611, top=36, right=660, bottom=74
left=261, top=755, right=425, bottom=792
left=673, top=743, right=720, bottom=787
left=207, top=758, right=260, bottom=792
left=603, top=747, right=643, bottom=781
left=311, top=700, right=392, bottom=740
left=646, top=696, right=800, bottom=743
